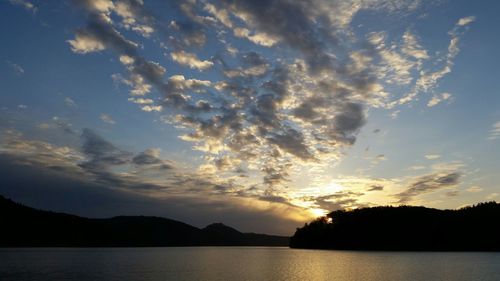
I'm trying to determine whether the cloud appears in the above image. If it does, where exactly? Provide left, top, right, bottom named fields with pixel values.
left=395, top=171, right=461, bottom=203
left=488, top=121, right=500, bottom=140
left=305, top=191, right=366, bottom=212
left=368, top=185, right=384, bottom=191
left=65, top=0, right=476, bottom=192
left=99, top=113, right=116, bottom=124
left=388, top=15, right=475, bottom=107
left=0, top=152, right=309, bottom=235
left=167, top=75, right=211, bottom=91
left=466, top=186, right=483, bottom=193
left=132, top=148, right=172, bottom=169
left=268, top=127, right=313, bottom=161
left=457, top=16, right=476, bottom=26
left=427, top=92, right=452, bottom=107
left=401, top=30, right=429, bottom=60
left=6, top=61, right=25, bottom=75
left=128, top=97, right=153, bottom=104
left=170, top=51, right=214, bottom=71
left=80, top=128, right=130, bottom=171
left=425, top=154, right=441, bottom=160
left=204, top=3, right=233, bottom=28
left=8, top=0, right=37, bottom=13
left=113, top=0, right=155, bottom=37
left=0, top=129, right=313, bottom=235
left=67, top=31, right=107, bottom=54
left=64, top=97, right=78, bottom=107
left=408, top=165, right=426, bottom=171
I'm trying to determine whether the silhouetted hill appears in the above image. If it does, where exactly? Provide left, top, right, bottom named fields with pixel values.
left=290, top=202, right=500, bottom=251
left=202, top=223, right=291, bottom=246
left=0, top=195, right=289, bottom=247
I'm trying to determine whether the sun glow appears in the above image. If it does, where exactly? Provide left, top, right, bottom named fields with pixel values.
left=309, top=208, right=327, bottom=218
left=326, top=182, right=344, bottom=193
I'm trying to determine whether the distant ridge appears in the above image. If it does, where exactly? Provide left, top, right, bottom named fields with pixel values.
left=290, top=203, right=500, bottom=251
left=0, top=195, right=289, bottom=247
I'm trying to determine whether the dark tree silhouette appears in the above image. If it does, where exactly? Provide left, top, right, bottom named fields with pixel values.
left=290, top=202, right=500, bottom=251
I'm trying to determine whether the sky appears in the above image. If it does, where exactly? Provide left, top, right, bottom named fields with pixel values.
left=0, top=0, right=499, bottom=235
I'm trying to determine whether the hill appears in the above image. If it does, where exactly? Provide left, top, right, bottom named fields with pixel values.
left=290, top=202, right=500, bottom=251
left=0, top=195, right=289, bottom=247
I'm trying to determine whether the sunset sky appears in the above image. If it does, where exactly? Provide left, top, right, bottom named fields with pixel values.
left=1, top=0, right=499, bottom=235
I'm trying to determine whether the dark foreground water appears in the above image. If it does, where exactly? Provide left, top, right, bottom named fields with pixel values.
left=1, top=247, right=500, bottom=281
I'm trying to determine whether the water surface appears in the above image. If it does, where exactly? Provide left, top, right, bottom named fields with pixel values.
left=1, top=247, right=499, bottom=281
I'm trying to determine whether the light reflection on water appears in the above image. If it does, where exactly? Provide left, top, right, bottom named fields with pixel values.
left=1, top=247, right=499, bottom=281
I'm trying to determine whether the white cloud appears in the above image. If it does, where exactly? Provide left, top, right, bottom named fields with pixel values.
left=427, top=92, right=452, bottom=107
left=64, top=97, right=77, bottom=107
left=6, top=61, right=24, bottom=75
left=390, top=110, right=400, bottom=119
left=402, top=31, right=429, bottom=60
left=233, top=27, right=279, bottom=47
left=457, top=16, right=476, bottom=26
left=204, top=3, right=233, bottom=28
left=119, top=55, right=135, bottom=65
left=114, top=0, right=154, bottom=37
left=8, top=0, right=37, bottom=13
left=170, top=51, right=213, bottom=71
left=141, top=105, right=162, bottom=112
left=425, top=154, right=441, bottom=160
left=390, top=16, right=474, bottom=107
left=100, top=113, right=116, bottom=124
left=67, top=32, right=106, bottom=54
left=488, top=121, right=500, bottom=140
left=168, top=75, right=211, bottom=90
left=128, top=98, right=153, bottom=105
left=112, top=73, right=152, bottom=96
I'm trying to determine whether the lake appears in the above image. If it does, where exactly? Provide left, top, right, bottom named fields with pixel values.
left=1, top=247, right=499, bottom=281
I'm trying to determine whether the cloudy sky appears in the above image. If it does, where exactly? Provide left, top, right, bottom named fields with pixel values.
left=1, top=0, right=499, bottom=235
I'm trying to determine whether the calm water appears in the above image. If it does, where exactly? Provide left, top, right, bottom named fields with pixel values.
left=1, top=247, right=499, bottom=281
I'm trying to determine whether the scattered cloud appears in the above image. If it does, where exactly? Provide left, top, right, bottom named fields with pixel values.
left=8, top=0, right=37, bottom=13
left=132, top=148, right=172, bottom=170
left=64, top=97, right=77, bottom=107
left=67, top=31, right=107, bottom=54
left=6, top=61, right=25, bottom=75
left=170, top=51, right=214, bottom=71
left=488, top=121, right=500, bottom=140
left=457, top=16, right=476, bottom=26
left=427, top=92, right=452, bottom=107
left=99, top=113, right=116, bottom=125
left=425, top=154, right=441, bottom=160
left=141, top=105, right=162, bottom=112
left=408, top=165, right=426, bottom=171
left=388, top=15, right=475, bottom=107
left=304, top=191, right=366, bottom=212
left=63, top=0, right=477, bottom=192
left=368, top=185, right=384, bottom=191
left=396, top=171, right=461, bottom=203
